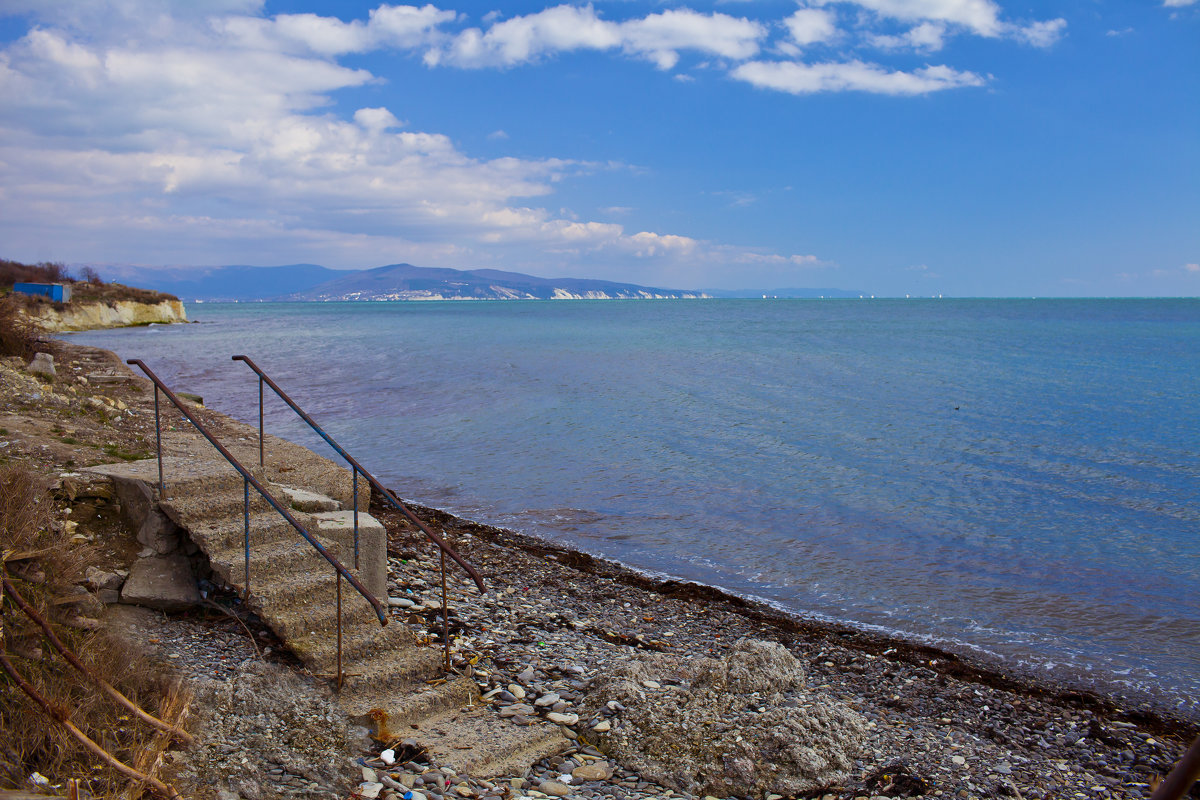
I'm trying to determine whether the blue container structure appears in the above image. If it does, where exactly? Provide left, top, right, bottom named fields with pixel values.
left=12, top=282, right=72, bottom=302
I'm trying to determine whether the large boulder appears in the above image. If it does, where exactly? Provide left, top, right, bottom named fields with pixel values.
left=586, top=639, right=866, bottom=797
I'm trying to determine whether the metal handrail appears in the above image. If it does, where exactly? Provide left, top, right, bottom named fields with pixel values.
left=127, top=359, right=387, bottom=687
left=232, top=354, right=486, bottom=670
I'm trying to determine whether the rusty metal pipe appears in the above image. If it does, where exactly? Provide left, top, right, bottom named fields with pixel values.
left=126, top=359, right=387, bottom=627
left=1151, top=735, right=1200, bottom=800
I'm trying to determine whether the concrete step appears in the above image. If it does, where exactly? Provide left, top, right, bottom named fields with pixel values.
left=401, top=706, right=570, bottom=778
left=159, top=481, right=313, bottom=526
left=205, top=537, right=372, bottom=596
left=342, top=674, right=479, bottom=730
left=185, top=511, right=319, bottom=555
left=275, top=485, right=342, bottom=512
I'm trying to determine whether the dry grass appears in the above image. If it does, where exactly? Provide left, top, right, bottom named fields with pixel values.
left=1, top=466, right=179, bottom=797
left=0, top=295, right=44, bottom=360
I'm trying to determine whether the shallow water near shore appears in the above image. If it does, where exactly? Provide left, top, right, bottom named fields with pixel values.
left=72, top=298, right=1200, bottom=718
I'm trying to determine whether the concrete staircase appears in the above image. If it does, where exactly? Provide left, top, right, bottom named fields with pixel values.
left=88, top=432, right=567, bottom=777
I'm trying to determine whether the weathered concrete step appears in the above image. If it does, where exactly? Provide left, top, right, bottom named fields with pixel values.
left=402, top=706, right=570, bottom=778
left=342, top=674, right=479, bottom=730
left=184, top=514, right=318, bottom=560
left=83, top=456, right=254, bottom=498
left=275, top=485, right=342, bottom=512
left=296, top=631, right=446, bottom=689
left=159, top=479, right=332, bottom=526
left=206, top=538, right=373, bottom=596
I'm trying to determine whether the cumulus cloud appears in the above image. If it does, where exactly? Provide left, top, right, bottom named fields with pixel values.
left=870, top=22, right=946, bottom=51
left=784, top=9, right=839, bottom=46
left=732, top=59, right=985, bottom=95
left=1163, top=0, right=1196, bottom=6
left=812, top=0, right=1065, bottom=47
left=425, top=5, right=765, bottom=70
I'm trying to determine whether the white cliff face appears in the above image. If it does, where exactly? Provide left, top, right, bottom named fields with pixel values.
left=22, top=299, right=188, bottom=331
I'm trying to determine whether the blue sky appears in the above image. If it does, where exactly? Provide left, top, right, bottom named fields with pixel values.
left=0, top=0, right=1196, bottom=296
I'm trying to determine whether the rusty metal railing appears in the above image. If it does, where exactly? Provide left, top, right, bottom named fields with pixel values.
left=127, top=359, right=387, bottom=689
left=232, top=354, right=486, bottom=670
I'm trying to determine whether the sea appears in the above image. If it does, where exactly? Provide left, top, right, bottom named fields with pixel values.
left=70, top=298, right=1200, bottom=719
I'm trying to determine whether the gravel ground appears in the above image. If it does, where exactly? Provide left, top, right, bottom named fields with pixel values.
left=373, top=500, right=1199, bottom=800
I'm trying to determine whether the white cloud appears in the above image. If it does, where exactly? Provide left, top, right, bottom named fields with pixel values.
left=620, top=9, right=765, bottom=69
left=426, top=5, right=765, bottom=70
left=732, top=59, right=985, bottom=95
left=1014, top=18, right=1067, bottom=48
left=870, top=22, right=946, bottom=51
left=1163, top=0, right=1197, bottom=6
left=784, top=9, right=839, bottom=46
left=1185, top=263, right=1200, bottom=272
left=811, top=0, right=1065, bottom=47
left=812, top=0, right=1005, bottom=37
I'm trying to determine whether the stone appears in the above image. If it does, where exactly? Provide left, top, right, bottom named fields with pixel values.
left=359, top=783, right=384, bottom=799
left=586, top=638, right=866, bottom=798
left=572, top=762, right=613, bottom=782
left=363, top=768, right=379, bottom=782
left=591, top=720, right=611, bottom=733
left=539, top=781, right=571, bottom=797
left=85, top=565, right=124, bottom=591
left=109, top=476, right=155, bottom=532
left=97, top=588, right=121, bottom=604
left=546, top=712, right=579, bottom=726
left=137, top=508, right=182, bottom=555
left=120, top=553, right=200, bottom=612
left=508, top=683, right=526, bottom=700
left=27, top=353, right=55, bottom=378
left=534, top=692, right=560, bottom=707
left=517, top=666, right=536, bottom=684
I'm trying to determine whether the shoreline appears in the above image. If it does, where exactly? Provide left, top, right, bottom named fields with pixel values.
left=382, top=498, right=1200, bottom=738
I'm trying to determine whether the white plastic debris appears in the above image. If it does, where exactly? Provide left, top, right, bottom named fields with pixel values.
left=380, top=748, right=396, bottom=765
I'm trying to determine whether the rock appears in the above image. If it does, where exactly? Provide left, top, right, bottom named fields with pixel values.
left=97, top=588, right=121, bottom=604
left=572, top=762, right=613, bottom=782
left=539, top=781, right=571, bottom=797
left=534, top=692, right=560, bottom=708
left=586, top=638, right=866, bottom=798
left=137, top=508, right=182, bottom=555
left=591, top=720, right=611, bottom=733
left=517, top=666, right=536, bottom=685
left=508, top=683, right=526, bottom=700
left=109, top=476, right=155, bottom=532
left=119, top=553, right=200, bottom=612
left=546, top=712, right=579, bottom=726
left=359, top=783, right=384, bottom=799
left=27, top=353, right=56, bottom=378
left=85, top=565, right=124, bottom=591
left=363, top=768, right=379, bottom=782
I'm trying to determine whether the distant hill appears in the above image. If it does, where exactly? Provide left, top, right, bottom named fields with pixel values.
left=79, top=262, right=866, bottom=302
left=82, top=263, right=709, bottom=301
left=291, top=263, right=708, bottom=301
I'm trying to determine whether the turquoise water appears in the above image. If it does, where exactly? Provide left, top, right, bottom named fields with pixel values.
left=72, top=299, right=1200, bottom=717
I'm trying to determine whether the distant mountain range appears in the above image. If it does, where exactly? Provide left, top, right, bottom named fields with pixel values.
left=83, top=262, right=863, bottom=302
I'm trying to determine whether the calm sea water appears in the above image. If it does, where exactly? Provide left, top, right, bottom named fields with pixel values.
left=72, top=299, right=1200, bottom=717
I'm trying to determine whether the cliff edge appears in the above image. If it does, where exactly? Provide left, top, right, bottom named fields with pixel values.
left=25, top=297, right=188, bottom=331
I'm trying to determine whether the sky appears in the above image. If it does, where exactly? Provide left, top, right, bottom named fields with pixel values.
left=0, top=1, right=1196, bottom=296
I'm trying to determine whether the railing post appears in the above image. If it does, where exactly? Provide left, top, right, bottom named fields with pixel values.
left=441, top=549, right=450, bottom=672
left=352, top=466, right=360, bottom=570
left=336, top=570, right=343, bottom=692
left=257, top=376, right=264, bottom=469
left=243, top=476, right=250, bottom=596
left=153, top=385, right=165, bottom=498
